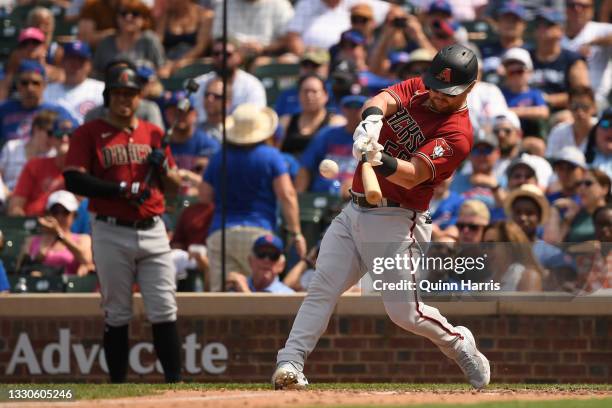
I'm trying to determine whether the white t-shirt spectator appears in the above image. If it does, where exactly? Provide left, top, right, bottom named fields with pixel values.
left=43, top=78, right=105, bottom=124
left=467, top=81, right=509, bottom=131
left=193, top=70, right=267, bottom=124
left=411, top=0, right=487, bottom=22
left=562, top=22, right=612, bottom=109
left=545, top=117, right=598, bottom=157
left=0, top=139, right=55, bottom=191
left=212, top=0, right=294, bottom=47
left=286, top=0, right=390, bottom=50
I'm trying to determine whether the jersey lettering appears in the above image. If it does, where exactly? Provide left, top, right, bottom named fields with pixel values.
left=386, top=108, right=426, bottom=153
left=102, top=144, right=152, bottom=168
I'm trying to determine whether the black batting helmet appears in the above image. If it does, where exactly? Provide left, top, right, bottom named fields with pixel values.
left=103, top=66, right=142, bottom=106
left=423, top=44, right=478, bottom=96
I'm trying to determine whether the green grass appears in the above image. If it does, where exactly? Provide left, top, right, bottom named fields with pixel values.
left=0, top=383, right=610, bottom=402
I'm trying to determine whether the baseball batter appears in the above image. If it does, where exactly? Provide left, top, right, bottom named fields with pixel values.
left=63, top=66, right=182, bottom=383
left=273, top=45, right=490, bottom=390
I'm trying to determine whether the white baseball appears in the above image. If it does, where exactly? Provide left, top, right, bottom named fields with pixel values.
left=319, top=159, right=339, bottom=179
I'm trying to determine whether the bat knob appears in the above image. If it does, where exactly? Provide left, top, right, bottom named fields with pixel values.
left=185, top=78, right=200, bottom=93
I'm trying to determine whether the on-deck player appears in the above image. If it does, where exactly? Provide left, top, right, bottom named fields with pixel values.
left=272, top=44, right=490, bottom=390
left=63, top=66, right=183, bottom=383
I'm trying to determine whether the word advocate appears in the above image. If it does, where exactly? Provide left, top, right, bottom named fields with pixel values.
left=6, top=329, right=228, bottom=376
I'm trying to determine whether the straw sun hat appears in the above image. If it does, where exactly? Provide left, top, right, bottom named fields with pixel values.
left=225, top=104, right=278, bottom=145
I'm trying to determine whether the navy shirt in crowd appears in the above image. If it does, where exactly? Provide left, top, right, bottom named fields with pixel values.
left=530, top=48, right=583, bottom=96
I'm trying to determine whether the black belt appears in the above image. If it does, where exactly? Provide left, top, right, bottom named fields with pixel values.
left=96, top=215, right=158, bottom=230
left=350, top=191, right=401, bottom=209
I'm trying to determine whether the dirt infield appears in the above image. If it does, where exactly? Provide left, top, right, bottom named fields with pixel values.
left=3, top=388, right=612, bottom=408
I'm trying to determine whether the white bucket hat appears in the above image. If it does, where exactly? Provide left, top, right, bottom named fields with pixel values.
left=225, top=104, right=278, bottom=145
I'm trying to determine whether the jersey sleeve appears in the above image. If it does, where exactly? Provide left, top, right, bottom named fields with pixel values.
left=64, top=125, right=94, bottom=172
left=412, top=132, right=471, bottom=183
left=383, top=78, right=422, bottom=110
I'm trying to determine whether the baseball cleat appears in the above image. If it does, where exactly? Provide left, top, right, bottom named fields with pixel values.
left=272, top=361, right=309, bottom=390
left=453, top=326, right=490, bottom=390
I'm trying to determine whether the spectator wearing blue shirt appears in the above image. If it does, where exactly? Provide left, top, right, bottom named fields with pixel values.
left=0, top=60, right=76, bottom=146
left=430, top=176, right=465, bottom=242
left=547, top=146, right=586, bottom=207
left=162, top=90, right=220, bottom=196
left=201, top=104, right=306, bottom=291
left=225, top=234, right=294, bottom=293
left=500, top=48, right=550, bottom=138
left=296, top=95, right=366, bottom=198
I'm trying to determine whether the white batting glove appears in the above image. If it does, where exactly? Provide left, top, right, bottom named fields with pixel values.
left=364, top=141, right=384, bottom=166
left=352, top=136, right=370, bottom=161
left=353, top=114, right=384, bottom=143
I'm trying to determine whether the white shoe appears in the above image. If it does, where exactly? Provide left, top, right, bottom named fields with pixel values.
left=272, top=361, right=309, bottom=390
left=453, top=326, right=490, bottom=390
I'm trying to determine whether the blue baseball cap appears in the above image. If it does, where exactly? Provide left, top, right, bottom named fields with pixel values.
left=136, top=64, right=156, bottom=82
left=163, top=90, right=195, bottom=110
left=63, top=41, right=92, bottom=59
left=340, top=94, right=368, bottom=108
left=17, top=59, right=46, bottom=79
left=535, top=8, right=565, bottom=25
left=253, top=234, right=284, bottom=253
left=51, top=117, right=77, bottom=137
left=340, top=29, right=366, bottom=46
left=389, top=51, right=410, bottom=67
left=498, top=2, right=527, bottom=20
left=428, top=0, right=453, bottom=16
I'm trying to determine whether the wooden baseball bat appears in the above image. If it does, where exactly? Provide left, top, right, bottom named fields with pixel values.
left=361, top=153, right=382, bottom=205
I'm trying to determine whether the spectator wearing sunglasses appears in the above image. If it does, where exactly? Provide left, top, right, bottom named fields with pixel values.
left=17, top=190, right=93, bottom=277
left=546, top=86, right=598, bottom=157
left=225, top=234, right=294, bottom=293
left=456, top=200, right=490, bottom=244
left=500, top=48, right=550, bottom=139
left=0, top=110, right=57, bottom=194
left=0, top=60, right=76, bottom=145
left=585, top=107, right=612, bottom=179
left=192, top=39, right=267, bottom=125
left=529, top=9, right=590, bottom=112
left=92, top=0, right=165, bottom=78
left=162, top=91, right=220, bottom=197
left=558, top=168, right=612, bottom=242
left=450, top=129, right=504, bottom=218
left=562, top=0, right=612, bottom=110
left=197, top=76, right=233, bottom=143
left=8, top=118, right=76, bottom=216
left=547, top=146, right=587, bottom=206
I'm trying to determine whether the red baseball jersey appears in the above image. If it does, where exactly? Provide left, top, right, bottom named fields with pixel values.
left=13, top=157, right=64, bottom=216
left=64, top=119, right=176, bottom=220
left=352, top=77, right=473, bottom=211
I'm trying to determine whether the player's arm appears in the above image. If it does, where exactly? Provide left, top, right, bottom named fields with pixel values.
left=159, top=168, right=181, bottom=199
left=374, top=154, right=434, bottom=190
left=63, top=168, right=126, bottom=198
left=361, top=90, right=400, bottom=120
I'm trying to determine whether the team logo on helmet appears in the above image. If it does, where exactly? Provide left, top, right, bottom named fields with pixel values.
left=119, top=71, right=130, bottom=84
left=436, top=68, right=452, bottom=83
left=430, top=138, right=453, bottom=159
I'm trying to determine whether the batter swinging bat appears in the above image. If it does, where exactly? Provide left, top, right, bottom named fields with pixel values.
left=361, top=152, right=382, bottom=204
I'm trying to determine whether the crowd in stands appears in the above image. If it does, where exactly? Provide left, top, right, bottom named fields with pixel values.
left=0, top=0, right=610, bottom=294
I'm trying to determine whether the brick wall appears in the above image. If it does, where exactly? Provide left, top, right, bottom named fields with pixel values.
left=1, top=295, right=611, bottom=383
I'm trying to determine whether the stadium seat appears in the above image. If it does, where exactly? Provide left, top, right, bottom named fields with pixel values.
left=296, top=192, right=343, bottom=248
left=173, top=62, right=213, bottom=80
left=1, top=229, right=31, bottom=274
left=8, top=274, right=65, bottom=293
left=161, top=76, right=186, bottom=91
left=0, top=216, right=39, bottom=233
left=252, top=63, right=300, bottom=107
left=463, top=20, right=498, bottom=46
left=65, top=273, right=98, bottom=293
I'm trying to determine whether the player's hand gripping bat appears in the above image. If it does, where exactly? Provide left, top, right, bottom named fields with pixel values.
left=137, top=79, right=200, bottom=204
